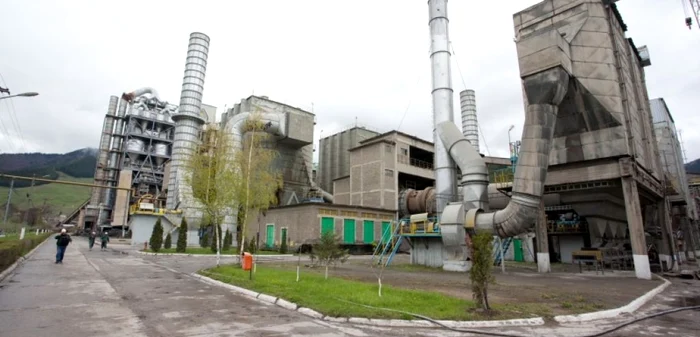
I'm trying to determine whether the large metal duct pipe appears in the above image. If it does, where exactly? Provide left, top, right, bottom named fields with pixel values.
left=473, top=67, right=570, bottom=237
left=166, top=32, right=210, bottom=210
left=459, top=89, right=479, bottom=152
left=224, top=111, right=334, bottom=203
left=428, top=0, right=459, bottom=214
left=437, top=121, right=488, bottom=210
left=121, top=87, right=160, bottom=103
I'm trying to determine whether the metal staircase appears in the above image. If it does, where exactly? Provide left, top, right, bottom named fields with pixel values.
left=372, top=223, right=402, bottom=267
left=493, top=237, right=513, bottom=266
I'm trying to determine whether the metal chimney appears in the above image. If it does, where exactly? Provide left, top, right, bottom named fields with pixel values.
left=459, top=89, right=479, bottom=152
left=166, top=32, right=210, bottom=209
left=90, top=96, right=118, bottom=206
left=428, top=0, right=458, bottom=214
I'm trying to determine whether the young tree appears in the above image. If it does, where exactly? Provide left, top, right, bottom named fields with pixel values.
left=470, top=231, right=495, bottom=311
left=313, top=231, right=349, bottom=279
left=149, top=217, right=164, bottom=253
left=184, top=127, right=239, bottom=266
left=164, top=233, right=172, bottom=249
left=235, top=114, right=283, bottom=253
left=210, top=225, right=222, bottom=253
left=176, top=217, right=188, bottom=253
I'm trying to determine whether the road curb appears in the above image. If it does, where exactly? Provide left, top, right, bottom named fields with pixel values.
left=0, top=235, right=51, bottom=282
left=553, top=274, right=672, bottom=323
left=135, top=250, right=295, bottom=260
left=192, top=272, right=545, bottom=329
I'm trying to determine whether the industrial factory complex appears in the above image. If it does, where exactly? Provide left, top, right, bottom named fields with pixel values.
left=64, top=0, right=700, bottom=281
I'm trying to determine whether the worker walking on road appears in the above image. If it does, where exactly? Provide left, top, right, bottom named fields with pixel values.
left=55, top=229, right=72, bottom=264
left=100, top=231, right=110, bottom=251
left=88, top=231, right=96, bottom=251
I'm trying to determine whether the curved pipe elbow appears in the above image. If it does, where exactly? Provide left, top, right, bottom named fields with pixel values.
left=122, top=87, right=160, bottom=102
left=474, top=193, right=540, bottom=237
left=437, top=121, right=488, bottom=178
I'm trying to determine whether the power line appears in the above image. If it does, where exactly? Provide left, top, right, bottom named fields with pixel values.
left=0, top=72, right=27, bottom=151
left=450, top=42, right=491, bottom=156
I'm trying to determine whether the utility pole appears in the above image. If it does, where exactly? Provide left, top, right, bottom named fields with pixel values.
left=21, top=176, right=36, bottom=230
left=3, top=179, right=14, bottom=225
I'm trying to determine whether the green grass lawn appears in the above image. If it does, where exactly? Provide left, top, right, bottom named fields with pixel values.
left=0, top=232, right=49, bottom=243
left=201, top=265, right=551, bottom=320
left=144, top=247, right=289, bottom=255
left=0, top=172, right=93, bottom=217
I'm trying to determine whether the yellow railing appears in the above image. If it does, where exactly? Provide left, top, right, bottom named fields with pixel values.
left=129, top=204, right=182, bottom=215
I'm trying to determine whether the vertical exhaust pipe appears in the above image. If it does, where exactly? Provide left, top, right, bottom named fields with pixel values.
left=429, top=0, right=459, bottom=214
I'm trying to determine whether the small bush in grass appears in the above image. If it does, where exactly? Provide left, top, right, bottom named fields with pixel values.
left=164, top=233, right=172, bottom=249
left=176, top=217, right=188, bottom=253
left=149, top=217, right=164, bottom=253
left=279, top=230, right=288, bottom=254
left=248, top=236, right=258, bottom=254
left=223, top=229, right=232, bottom=251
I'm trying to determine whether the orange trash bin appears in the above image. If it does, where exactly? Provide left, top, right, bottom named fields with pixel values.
left=242, top=252, right=253, bottom=271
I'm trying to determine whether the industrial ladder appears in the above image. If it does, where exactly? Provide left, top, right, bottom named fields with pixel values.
left=372, top=223, right=402, bottom=267
left=493, top=237, right=513, bottom=266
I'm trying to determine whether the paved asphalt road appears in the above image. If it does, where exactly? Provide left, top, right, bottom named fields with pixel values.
left=1, top=238, right=697, bottom=337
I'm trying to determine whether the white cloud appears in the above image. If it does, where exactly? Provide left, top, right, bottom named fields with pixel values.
left=1, top=0, right=698, bottom=164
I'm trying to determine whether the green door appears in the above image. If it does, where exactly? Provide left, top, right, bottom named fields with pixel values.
left=321, top=217, right=334, bottom=237
left=513, top=239, right=524, bottom=262
left=343, top=219, right=356, bottom=244
left=266, top=224, right=274, bottom=248
left=363, top=220, right=374, bottom=243
left=381, top=221, right=391, bottom=244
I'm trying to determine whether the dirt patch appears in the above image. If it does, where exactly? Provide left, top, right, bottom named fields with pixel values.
left=262, top=255, right=662, bottom=317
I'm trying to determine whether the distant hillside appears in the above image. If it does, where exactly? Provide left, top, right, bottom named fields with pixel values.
left=686, top=158, right=700, bottom=175
left=0, top=148, right=97, bottom=188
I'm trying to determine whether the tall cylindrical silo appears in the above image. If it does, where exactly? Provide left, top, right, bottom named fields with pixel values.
left=166, top=32, right=210, bottom=210
left=459, top=89, right=479, bottom=152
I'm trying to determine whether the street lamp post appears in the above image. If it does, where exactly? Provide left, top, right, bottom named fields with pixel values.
left=0, top=92, right=39, bottom=100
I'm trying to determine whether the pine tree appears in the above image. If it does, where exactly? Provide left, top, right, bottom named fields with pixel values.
left=164, top=233, right=172, bottom=249
left=149, top=217, right=164, bottom=253
left=248, top=236, right=258, bottom=254
left=210, top=226, right=223, bottom=253
left=176, top=217, right=188, bottom=253
left=223, top=229, right=232, bottom=251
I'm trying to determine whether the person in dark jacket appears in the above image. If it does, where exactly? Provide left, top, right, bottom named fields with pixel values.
left=55, top=229, right=72, bottom=264
left=100, top=231, right=110, bottom=251
left=88, top=231, right=96, bottom=251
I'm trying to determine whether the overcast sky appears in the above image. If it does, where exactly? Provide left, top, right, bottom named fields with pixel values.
left=1, top=0, right=699, bottom=163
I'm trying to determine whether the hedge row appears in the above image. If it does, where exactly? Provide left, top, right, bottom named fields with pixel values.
left=0, top=233, right=52, bottom=273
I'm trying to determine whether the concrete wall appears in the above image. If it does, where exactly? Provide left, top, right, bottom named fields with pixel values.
left=318, top=127, right=379, bottom=193
left=348, top=140, right=397, bottom=210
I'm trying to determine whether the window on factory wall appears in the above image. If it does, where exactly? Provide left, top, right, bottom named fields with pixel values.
left=385, top=169, right=394, bottom=177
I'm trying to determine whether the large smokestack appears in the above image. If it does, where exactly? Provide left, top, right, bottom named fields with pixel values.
left=90, top=96, right=118, bottom=206
left=166, top=32, right=210, bottom=210
left=428, top=0, right=459, bottom=214
left=459, top=89, right=479, bottom=152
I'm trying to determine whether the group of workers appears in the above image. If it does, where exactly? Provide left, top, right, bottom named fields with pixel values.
left=54, top=229, right=110, bottom=264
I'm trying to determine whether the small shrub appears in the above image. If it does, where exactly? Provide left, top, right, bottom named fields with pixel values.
left=149, top=218, right=164, bottom=253
left=210, top=226, right=223, bottom=253
left=279, top=230, right=288, bottom=254
left=248, top=236, right=258, bottom=254
left=176, top=217, right=188, bottom=253
left=470, top=231, right=495, bottom=311
left=312, top=231, right=349, bottom=268
left=164, top=233, right=172, bottom=249
left=223, top=229, right=232, bottom=251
